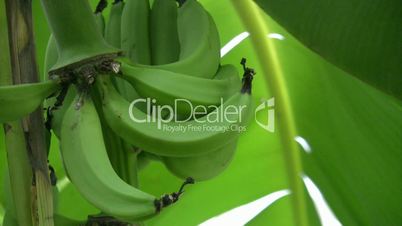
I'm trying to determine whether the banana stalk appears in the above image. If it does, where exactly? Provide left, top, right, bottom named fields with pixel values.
left=40, top=0, right=119, bottom=75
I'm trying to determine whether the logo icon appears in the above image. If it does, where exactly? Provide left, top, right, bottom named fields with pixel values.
left=255, top=97, right=275, bottom=132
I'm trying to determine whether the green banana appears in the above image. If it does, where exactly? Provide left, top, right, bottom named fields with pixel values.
left=0, top=81, right=60, bottom=123
left=119, top=61, right=241, bottom=117
left=60, top=94, right=178, bottom=222
left=105, top=0, right=140, bottom=101
left=94, top=12, right=106, bottom=36
left=43, top=35, right=58, bottom=81
left=121, top=0, right=151, bottom=65
left=134, top=0, right=220, bottom=78
left=97, top=74, right=253, bottom=157
left=150, top=0, right=180, bottom=65
left=105, top=0, right=124, bottom=48
left=49, top=86, right=76, bottom=138
left=94, top=0, right=107, bottom=36
left=91, top=85, right=121, bottom=179
left=163, top=140, right=238, bottom=181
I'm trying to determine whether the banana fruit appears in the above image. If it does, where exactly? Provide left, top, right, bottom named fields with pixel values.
left=105, top=0, right=124, bottom=48
left=94, top=12, right=106, bottom=36
left=0, top=81, right=60, bottom=123
left=163, top=139, right=238, bottom=181
left=150, top=0, right=180, bottom=65
left=121, top=0, right=151, bottom=65
left=43, top=35, right=58, bottom=81
left=49, top=86, right=76, bottom=138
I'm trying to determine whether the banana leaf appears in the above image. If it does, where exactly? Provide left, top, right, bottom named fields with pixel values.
left=254, top=0, right=402, bottom=100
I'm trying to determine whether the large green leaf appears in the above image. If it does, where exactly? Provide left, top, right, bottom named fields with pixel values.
left=274, top=26, right=402, bottom=226
left=254, top=0, right=402, bottom=100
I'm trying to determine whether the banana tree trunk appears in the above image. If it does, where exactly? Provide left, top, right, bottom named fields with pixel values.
left=4, top=0, right=54, bottom=225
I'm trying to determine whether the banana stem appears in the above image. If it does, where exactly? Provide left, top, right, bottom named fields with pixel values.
left=4, top=0, right=54, bottom=225
left=230, top=1, right=308, bottom=226
left=40, top=0, right=118, bottom=74
left=39, top=0, right=104, bottom=54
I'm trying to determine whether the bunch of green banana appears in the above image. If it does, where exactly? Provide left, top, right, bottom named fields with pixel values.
left=35, top=0, right=255, bottom=223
